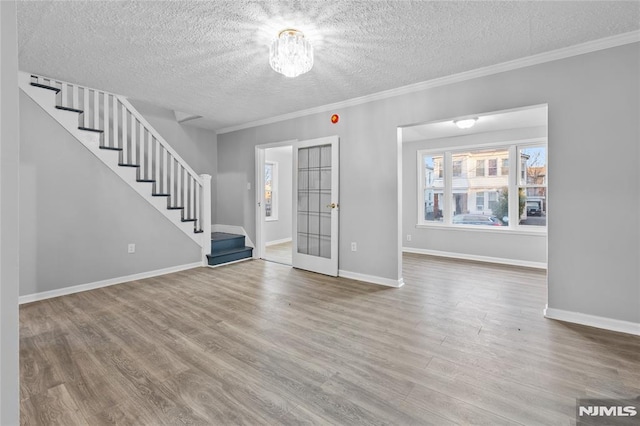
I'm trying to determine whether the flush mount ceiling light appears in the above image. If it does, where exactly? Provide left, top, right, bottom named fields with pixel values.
left=454, top=117, right=479, bottom=129
left=269, top=29, right=313, bottom=78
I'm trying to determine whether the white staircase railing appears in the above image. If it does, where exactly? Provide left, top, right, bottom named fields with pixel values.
left=26, top=73, right=211, bottom=263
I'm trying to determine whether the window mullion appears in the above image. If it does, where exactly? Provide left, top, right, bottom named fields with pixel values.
left=417, top=152, right=425, bottom=224
left=508, top=145, right=518, bottom=229
left=444, top=151, right=452, bottom=224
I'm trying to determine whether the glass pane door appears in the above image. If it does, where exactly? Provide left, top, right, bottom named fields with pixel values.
left=297, top=144, right=332, bottom=258
left=292, top=136, right=339, bottom=276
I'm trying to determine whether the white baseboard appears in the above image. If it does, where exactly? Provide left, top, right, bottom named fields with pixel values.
left=338, top=270, right=404, bottom=288
left=403, top=247, right=547, bottom=270
left=266, top=237, right=292, bottom=246
left=212, top=224, right=254, bottom=248
left=19, top=262, right=202, bottom=304
left=544, top=305, right=640, bottom=336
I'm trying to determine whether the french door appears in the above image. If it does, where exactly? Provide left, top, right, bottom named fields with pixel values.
left=292, top=136, right=339, bottom=276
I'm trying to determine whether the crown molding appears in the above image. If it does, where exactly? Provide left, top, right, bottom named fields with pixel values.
left=217, top=30, right=640, bottom=135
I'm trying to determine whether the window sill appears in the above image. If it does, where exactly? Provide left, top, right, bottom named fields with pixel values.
left=415, top=223, right=547, bottom=236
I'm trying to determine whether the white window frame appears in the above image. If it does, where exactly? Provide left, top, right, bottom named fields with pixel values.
left=417, top=138, right=547, bottom=234
left=264, top=161, right=278, bottom=221
left=518, top=144, right=548, bottom=222
left=417, top=153, right=444, bottom=223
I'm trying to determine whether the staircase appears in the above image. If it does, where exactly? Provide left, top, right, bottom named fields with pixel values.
left=19, top=72, right=221, bottom=264
left=207, top=233, right=253, bottom=266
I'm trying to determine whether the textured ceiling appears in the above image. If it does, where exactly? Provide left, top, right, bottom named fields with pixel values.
left=17, top=1, right=640, bottom=131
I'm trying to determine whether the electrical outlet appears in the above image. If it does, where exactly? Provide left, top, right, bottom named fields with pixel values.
left=128, top=243, right=135, bottom=254
left=407, top=234, right=412, bottom=241
left=351, top=242, right=357, bottom=252
left=247, top=182, right=251, bottom=190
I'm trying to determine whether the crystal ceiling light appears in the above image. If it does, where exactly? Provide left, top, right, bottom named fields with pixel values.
left=269, top=29, right=313, bottom=78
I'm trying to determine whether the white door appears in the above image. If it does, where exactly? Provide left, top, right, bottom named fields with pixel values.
left=292, top=136, right=339, bottom=276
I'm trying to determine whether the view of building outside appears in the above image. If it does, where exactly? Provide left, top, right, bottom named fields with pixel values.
left=423, top=155, right=442, bottom=221
left=423, top=146, right=546, bottom=226
left=519, top=146, right=547, bottom=226
left=265, top=162, right=274, bottom=217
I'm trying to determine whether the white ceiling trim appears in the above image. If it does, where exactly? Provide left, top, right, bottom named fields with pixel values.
left=217, top=30, right=640, bottom=135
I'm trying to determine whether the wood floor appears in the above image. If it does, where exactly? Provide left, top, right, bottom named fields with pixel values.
left=20, top=254, right=640, bottom=425
left=264, top=241, right=292, bottom=265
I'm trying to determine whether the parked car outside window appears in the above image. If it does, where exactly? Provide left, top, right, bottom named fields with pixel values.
left=526, top=201, right=542, bottom=216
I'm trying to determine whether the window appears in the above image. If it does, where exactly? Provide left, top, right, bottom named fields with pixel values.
left=452, top=160, right=462, bottom=177
left=434, top=158, right=443, bottom=178
left=475, top=192, right=484, bottom=211
left=488, top=159, right=497, bottom=176
left=264, top=161, right=278, bottom=220
left=488, top=191, right=498, bottom=212
left=421, top=154, right=443, bottom=222
left=518, top=146, right=547, bottom=227
left=501, top=158, right=509, bottom=176
left=418, top=142, right=546, bottom=231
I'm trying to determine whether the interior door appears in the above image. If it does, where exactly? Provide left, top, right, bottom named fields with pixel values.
left=292, top=136, right=339, bottom=276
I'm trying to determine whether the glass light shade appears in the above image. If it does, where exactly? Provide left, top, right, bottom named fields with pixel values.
left=269, top=29, right=313, bottom=78
left=454, top=118, right=478, bottom=129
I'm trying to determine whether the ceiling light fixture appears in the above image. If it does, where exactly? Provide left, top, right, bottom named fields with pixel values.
left=454, top=117, right=479, bottom=129
left=269, top=29, right=313, bottom=78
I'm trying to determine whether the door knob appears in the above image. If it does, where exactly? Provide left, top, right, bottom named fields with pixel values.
left=327, top=203, right=338, bottom=209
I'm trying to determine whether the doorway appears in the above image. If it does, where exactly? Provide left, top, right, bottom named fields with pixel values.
left=256, top=142, right=295, bottom=265
left=263, top=145, right=293, bottom=265
left=255, top=136, right=340, bottom=276
left=398, top=104, right=549, bottom=270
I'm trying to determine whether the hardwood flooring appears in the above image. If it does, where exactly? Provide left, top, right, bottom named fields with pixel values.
left=20, top=254, right=640, bottom=425
left=264, top=241, right=292, bottom=265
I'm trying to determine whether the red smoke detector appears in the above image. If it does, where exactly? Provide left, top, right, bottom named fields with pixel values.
left=330, top=114, right=339, bottom=124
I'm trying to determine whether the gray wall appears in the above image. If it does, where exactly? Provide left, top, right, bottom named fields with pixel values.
left=403, top=126, right=547, bottom=265
left=0, top=1, right=20, bottom=423
left=217, top=108, right=400, bottom=281
left=129, top=100, right=218, bottom=224
left=19, top=93, right=202, bottom=297
left=217, top=43, right=640, bottom=325
left=264, top=146, right=292, bottom=244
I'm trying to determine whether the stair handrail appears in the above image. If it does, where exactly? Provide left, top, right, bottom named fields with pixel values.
left=27, top=73, right=211, bottom=256
left=28, top=73, right=203, bottom=186
left=117, top=96, right=203, bottom=186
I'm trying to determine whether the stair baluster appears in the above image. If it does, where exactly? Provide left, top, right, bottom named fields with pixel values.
left=152, top=138, right=158, bottom=190
left=194, top=176, right=199, bottom=227
left=72, top=84, right=79, bottom=111
left=23, top=73, right=211, bottom=260
left=93, top=90, right=100, bottom=130
left=103, top=92, right=110, bottom=145
left=143, top=129, right=150, bottom=180
left=83, top=87, right=89, bottom=128
left=121, top=100, right=127, bottom=161
left=164, top=149, right=170, bottom=197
